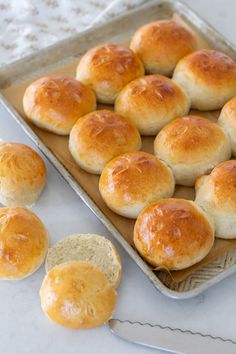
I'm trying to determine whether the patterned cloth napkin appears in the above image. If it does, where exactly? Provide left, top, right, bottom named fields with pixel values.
left=0, top=0, right=146, bottom=65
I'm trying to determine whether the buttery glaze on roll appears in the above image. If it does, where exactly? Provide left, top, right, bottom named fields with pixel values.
left=76, top=44, right=144, bottom=104
left=40, top=261, right=117, bottom=329
left=173, top=49, right=236, bottom=110
left=218, top=96, right=236, bottom=156
left=69, top=110, right=141, bottom=174
left=130, top=19, right=197, bottom=76
left=45, top=233, right=122, bottom=289
left=195, top=160, right=236, bottom=239
left=115, top=75, right=190, bottom=135
left=0, top=207, right=49, bottom=280
left=154, top=115, right=231, bottom=186
left=0, top=142, right=46, bottom=207
left=134, top=198, right=215, bottom=271
left=99, top=151, right=175, bottom=219
left=23, top=75, right=96, bottom=135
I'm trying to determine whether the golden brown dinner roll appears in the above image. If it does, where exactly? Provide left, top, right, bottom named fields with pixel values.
left=40, top=261, right=117, bottom=329
left=154, top=115, right=231, bottom=186
left=218, top=96, right=236, bottom=156
left=130, top=19, right=197, bottom=76
left=99, top=151, right=175, bottom=219
left=0, top=142, right=46, bottom=207
left=23, top=75, right=96, bottom=135
left=195, top=160, right=236, bottom=239
left=76, top=44, right=144, bottom=104
left=45, top=234, right=122, bottom=288
left=0, top=207, right=49, bottom=280
left=134, top=199, right=215, bottom=270
left=173, top=49, right=236, bottom=110
left=115, top=75, right=190, bottom=135
left=69, top=110, right=141, bottom=174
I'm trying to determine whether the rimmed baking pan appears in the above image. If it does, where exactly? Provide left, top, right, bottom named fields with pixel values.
left=1, top=0, right=236, bottom=299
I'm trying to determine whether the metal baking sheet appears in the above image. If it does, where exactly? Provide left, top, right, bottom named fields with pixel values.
left=1, top=0, right=236, bottom=299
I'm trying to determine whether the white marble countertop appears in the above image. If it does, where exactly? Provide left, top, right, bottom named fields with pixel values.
left=1, top=1, right=236, bottom=354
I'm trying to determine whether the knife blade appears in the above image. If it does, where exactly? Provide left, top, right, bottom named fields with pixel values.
left=108, top=319, right=236, bottom=354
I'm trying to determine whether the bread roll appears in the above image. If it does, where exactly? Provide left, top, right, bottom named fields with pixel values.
left=45, top=234, right=122, bottom=288
left=99, top=152, right=175, bottom=219
left=23, top=75, right=96, bottom=135
left=130, top=19, right=197, bottom=76
left=195, top=160, right=236, bottom=239
left=114, top=75, right=190, bottom=135
left=69, top=110, right=141, bottom=174
left=0, top=207, right=48, bottom=280
left=76, top=44, right=144, bottom=104
left=0, top=142, right=46, bottom=207
left=134, top=199, right=215, bottom=270
left=40, top=261, right=117, bottom=329
left=154, top=115, right=231, bottom=186
left=218, top=96, right=236, bottom=156
left=173, top=49, right=236, bottom=110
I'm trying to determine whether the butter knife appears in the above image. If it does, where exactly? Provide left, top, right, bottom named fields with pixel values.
left=108, top=319, right=236, bottom=354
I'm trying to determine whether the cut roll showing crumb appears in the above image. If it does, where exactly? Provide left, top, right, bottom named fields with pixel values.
left=45, top=234, right=122, bottom=288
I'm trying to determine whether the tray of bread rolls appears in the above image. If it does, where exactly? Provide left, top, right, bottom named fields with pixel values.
left=1, top=0, right=236, bottom=299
